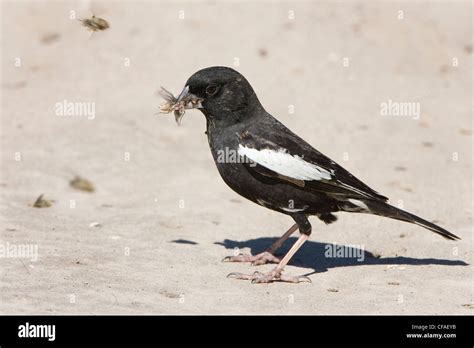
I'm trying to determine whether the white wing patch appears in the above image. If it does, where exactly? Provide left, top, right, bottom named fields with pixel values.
left=347, top=199, right=369, bottom=211
left=238, top=145, right=332, bottom=181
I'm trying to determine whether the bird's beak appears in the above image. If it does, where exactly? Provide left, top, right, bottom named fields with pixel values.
left=177, top=85, right=203, bottom=110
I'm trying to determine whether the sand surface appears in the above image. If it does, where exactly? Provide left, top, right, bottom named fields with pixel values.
left=0, top=0, right=472, bottom=314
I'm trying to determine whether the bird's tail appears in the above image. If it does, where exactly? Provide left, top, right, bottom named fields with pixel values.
left=351, top=200, right=460, bottom=240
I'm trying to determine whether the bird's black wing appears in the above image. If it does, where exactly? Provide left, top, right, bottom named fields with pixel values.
left=237, top=125, right=388, bottom=202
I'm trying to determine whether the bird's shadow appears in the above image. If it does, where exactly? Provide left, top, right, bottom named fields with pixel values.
left=170, top=239, right=198, bottom=245
left=214, top=237, right=467, bottom=275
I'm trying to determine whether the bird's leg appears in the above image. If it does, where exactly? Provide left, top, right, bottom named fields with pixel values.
left=227, top=215, right=312, bottom=284
left=222, top=223, right=298, bottom=265
left=228, top=234, right=310, bottom=283
left=266, top=223, right=299, bottom=255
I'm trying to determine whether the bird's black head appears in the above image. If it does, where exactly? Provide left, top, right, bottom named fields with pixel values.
left=179, top=66, right=263, bottom=127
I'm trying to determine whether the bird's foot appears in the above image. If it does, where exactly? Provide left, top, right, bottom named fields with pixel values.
left=227, top=267, right=311, bottom=284
left=222, top=251, right=280, bottom=266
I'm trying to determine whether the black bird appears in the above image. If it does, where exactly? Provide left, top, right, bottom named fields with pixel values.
left=163, top=66, right=460, bottom=284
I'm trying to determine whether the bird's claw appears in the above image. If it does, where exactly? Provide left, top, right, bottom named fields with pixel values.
left=221, top=251, right=280, bottom=265
left=227, top=268, right=311, bottom=284
left=227, top=271, right=261, bottom=280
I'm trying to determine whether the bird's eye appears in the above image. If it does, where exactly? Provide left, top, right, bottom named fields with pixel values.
left=205, top=84, right=219, bottom=96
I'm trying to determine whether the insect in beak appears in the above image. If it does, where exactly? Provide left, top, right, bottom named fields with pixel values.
left=159, top=86, right=203, bottom=125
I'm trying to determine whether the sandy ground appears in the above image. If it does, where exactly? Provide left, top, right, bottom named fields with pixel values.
left=0, top=0, right=472, bottom=314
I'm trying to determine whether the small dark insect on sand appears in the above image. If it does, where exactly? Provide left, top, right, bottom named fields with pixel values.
left=70, top=176, right=95, bottom=192
left=158, top=86, right=203, bottom=125
left=79, top=15, right=110, bottom=32
left=33, top=194, right=52, bottom=208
